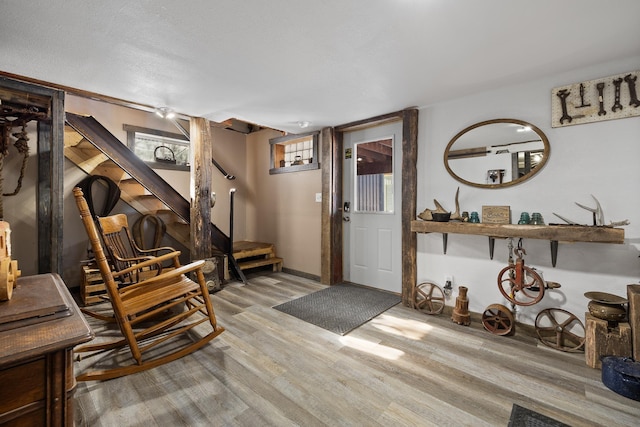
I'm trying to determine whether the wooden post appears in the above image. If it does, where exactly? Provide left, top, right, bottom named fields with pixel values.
left=401, top=108, right=418, bottom=307
left=320, top=127, right=342, bottom=285
left=189, top=117, right=212, bottom=261
left=628, top=284, right=640, bottom=361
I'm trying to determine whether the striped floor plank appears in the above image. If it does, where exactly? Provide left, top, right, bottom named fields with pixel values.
left=73, top=271, right=640, bottom=426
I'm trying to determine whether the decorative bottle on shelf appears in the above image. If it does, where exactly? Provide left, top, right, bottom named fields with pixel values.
left=518, top=212, right=530, bottom=224
left=530, top=212, right=544, bottom=225
left=469, top=212, right=480, bottom=223
left=452, top=286, right=471, bottom=326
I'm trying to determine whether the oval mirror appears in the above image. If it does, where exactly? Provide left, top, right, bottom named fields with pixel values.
left=444, top=119, right=549, bottom=188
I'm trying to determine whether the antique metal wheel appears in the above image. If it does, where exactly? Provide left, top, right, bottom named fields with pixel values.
left=535, top=308, right=585, bottom=352
left=481, top=304, right=515, bottom=336
left=412, top=282, right=445, bottom=315
left=497, top=261, right=545, bottom=306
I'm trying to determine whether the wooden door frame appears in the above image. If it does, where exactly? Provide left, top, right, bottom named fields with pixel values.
left=320, top=108, right=418, bottom=306
left=0, top=76, right=64, bottom=274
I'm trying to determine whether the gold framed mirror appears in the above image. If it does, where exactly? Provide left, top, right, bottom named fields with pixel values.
left=444, top=119, right=550, bottom=189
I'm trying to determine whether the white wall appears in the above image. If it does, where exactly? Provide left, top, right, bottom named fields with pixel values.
left=417, top=56, right=640, bottom=326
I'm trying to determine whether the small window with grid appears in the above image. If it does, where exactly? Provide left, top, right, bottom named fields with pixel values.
left=269, top=131, right=320, bottom=174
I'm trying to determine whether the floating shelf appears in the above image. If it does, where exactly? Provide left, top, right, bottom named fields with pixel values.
left=410, top=220, right=625, bottom=266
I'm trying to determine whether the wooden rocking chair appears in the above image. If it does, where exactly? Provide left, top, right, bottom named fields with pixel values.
left=79, top=213, right=178, bottom=323
left=97, top=213, right=177, bottom=285
left=73, top=187, right=224, bottom=381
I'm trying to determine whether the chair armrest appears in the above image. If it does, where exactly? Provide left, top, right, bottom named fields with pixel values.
left=122, top=260, right=206, bottom=292
left=114, top=254, right=155, bottom=265
left=137, top=246, right=176, bottom=257
left=112, top=251, right=182, bottom=279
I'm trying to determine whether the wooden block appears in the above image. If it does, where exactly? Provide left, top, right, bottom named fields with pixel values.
left=81, top=265, right=106, bottom=305
left=585, top=312, right=632, bottom=369
left=238, top=257, right=283, bottom=272
left=628, top=284, right=640, bottom=361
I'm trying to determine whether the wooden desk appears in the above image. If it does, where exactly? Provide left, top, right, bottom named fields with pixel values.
left=0, top=274, right=93, bottom=426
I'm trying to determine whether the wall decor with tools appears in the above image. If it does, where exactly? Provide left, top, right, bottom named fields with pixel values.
left=551, top=70, right=639, bottom=127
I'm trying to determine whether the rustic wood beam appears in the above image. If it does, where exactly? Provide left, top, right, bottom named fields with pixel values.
left=189, top=117, right=213, bottom=261
left=401, top=108, right=419, bottom=306
left=320, top=127, right=342, bottom=285
left=0, top=77, right=65, bottom=275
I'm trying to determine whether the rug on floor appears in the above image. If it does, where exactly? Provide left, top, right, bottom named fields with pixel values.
left=273, top=283, right=401, bottom=335
left=508, top=404, right=569, bottom=427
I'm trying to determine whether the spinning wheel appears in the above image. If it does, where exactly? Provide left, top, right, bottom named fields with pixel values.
left=497, top=258, right=545, bottom=306
left=412, top=282, right=445, bottom=315
left=535, top=308, right=585, bottom=352
left=481, top=304, right=515, bottom=335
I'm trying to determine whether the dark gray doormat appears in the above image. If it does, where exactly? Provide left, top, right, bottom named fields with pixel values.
left=508, top=404, right=569, bottom=427
left=273, top=284, right=401, bottom=335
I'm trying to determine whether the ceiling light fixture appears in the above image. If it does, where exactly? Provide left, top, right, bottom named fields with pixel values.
left=297, top=121, right=310, bottom=129
left=155, top=107, right=176, bottom=119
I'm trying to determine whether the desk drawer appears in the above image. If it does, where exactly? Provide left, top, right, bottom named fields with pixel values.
left=0, top=357, right=45, bottom=417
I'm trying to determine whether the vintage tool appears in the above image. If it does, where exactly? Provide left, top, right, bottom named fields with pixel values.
left=451, top=286, right=470, bottom=325
left=535, top=308, right=585, bottom=352
left=584, top=291, right=627, bottom=322
left=556, top=89, right=572, bottom=124
left=497, top=240, right=545, bottom=306
left=553, top=194, right=629, bottom=227
left=481, top=304, right=515, bottom=336
left=412, top=282, right=445, bottom=315
left=612, top=77, right=624, bottom=112
left=624, top=73, right=640, bottom=108
left=576, top=83, right=591, bottom=108
left=596, top=82, right=607, bottom=116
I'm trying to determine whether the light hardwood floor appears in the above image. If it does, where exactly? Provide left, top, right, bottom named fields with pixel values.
left=73, top=272, right=640, bottom=426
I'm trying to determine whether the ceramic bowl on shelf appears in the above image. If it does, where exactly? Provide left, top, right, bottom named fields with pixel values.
left=431, top=212, right=451, bottom=222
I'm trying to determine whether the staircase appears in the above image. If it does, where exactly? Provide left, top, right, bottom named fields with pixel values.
left=65, top=113, right=281, bottom=282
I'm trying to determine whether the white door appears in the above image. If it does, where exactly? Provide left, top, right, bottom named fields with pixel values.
left=342, top=121, right=402, bottom=293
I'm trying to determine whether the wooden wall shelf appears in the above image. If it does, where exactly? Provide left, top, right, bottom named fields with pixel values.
left=410, top=220, right=625, bottom=266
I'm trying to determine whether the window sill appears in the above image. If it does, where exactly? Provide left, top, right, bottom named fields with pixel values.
left=269, top=162, right=320, bottom=175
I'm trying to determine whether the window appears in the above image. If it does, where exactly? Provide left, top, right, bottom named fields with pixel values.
left=269, top=131, right=320, bottom=174
left=124, top=124, right=190, bottom=171
left=354, top=138, right=394, bottom=213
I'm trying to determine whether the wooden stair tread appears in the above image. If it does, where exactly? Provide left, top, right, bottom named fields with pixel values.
left=238, top=257, right=283, bottom=271
left=233, top=241, right=275, bottom=259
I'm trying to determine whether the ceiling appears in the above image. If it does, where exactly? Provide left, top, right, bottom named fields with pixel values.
left=1, top=1, right=639, bottom=134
